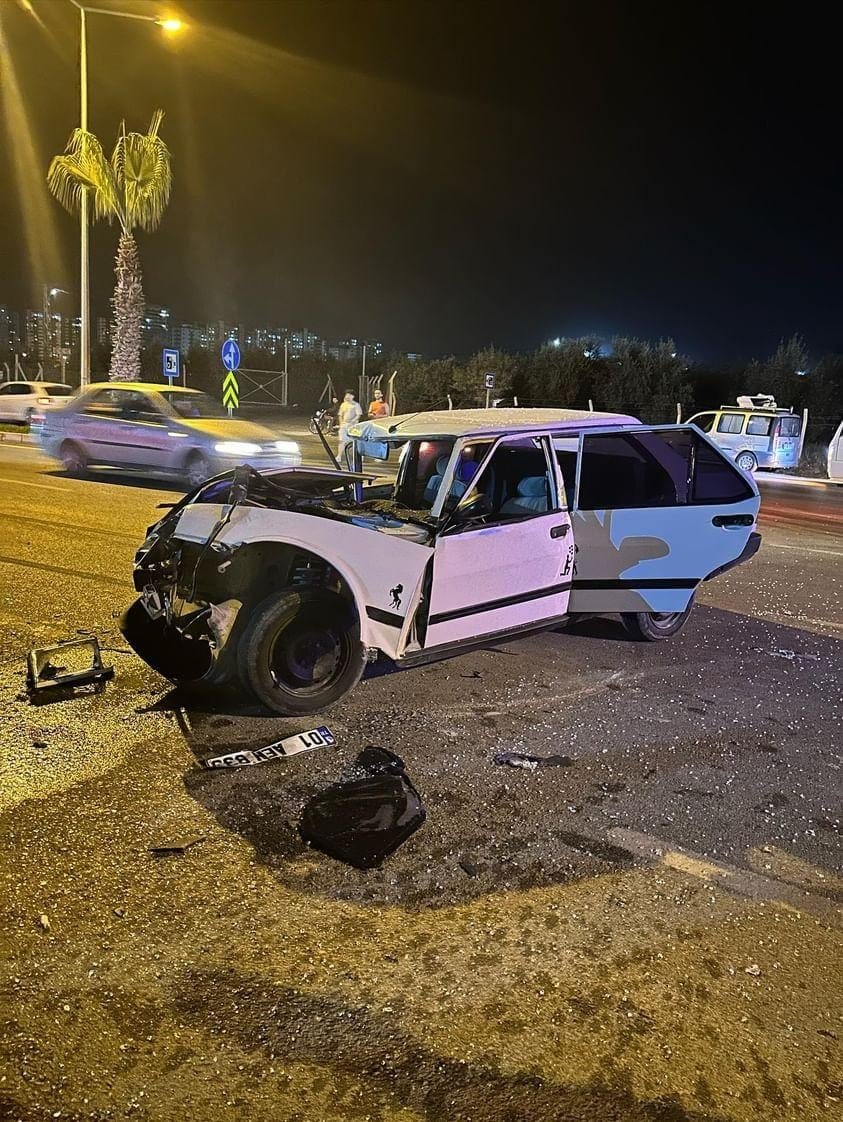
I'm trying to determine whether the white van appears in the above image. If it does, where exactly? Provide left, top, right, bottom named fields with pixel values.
left=687, top=395, right=806, bottom=473
left=828, top=421, right=843, bottom=483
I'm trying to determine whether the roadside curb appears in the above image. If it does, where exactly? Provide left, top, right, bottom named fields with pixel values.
left=0, top=430, right=33, bottom=445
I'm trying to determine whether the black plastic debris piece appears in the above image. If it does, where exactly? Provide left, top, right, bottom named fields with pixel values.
left=26, top=637, right=114, bottom=693
left=493, top=751, right=574, bottom=770
left=299, top=746, right=425, bottom=869
left=120, top=598, right=213, bottom=682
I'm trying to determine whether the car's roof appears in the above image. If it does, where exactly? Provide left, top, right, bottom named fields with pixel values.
left=351, top=407, right=641, bottom=441
left=82, top=382, right=201, bottom=394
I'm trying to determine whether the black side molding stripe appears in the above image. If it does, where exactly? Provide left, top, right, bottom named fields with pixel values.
left=429, top=581, right=572, bottom=626
left=571, top=578, right=699, bottom=590
left=366, top=606, right=404, bottom=628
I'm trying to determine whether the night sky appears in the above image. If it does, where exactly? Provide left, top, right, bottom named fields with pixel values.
left=1, top=0, right=840, bottom=361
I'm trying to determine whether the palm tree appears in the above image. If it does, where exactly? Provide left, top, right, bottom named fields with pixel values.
left=47, top=110, right=172, bottom=381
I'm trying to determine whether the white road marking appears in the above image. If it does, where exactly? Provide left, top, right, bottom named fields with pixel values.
left=769, top=541, right=843, bottom=558
left=0, top=476, right=71, bottom=493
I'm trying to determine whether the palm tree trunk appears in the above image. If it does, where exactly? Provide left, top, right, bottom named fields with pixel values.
left=109, top=231, right=144, bottom=381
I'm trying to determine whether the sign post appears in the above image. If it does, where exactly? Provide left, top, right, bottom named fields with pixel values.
left=484, top=370, right=496, bottom=409
left=162, top=348, right=180, bottom=382
left=221, top=339, right=241, bottom=415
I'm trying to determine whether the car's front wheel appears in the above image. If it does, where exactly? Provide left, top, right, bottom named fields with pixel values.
left=59, top=440, right=88, bottom=476
left=621, top=607, right=692, bottom=641
left=240, top=588, right=365, bottom=715
left=184, top=450, right=211, bottom=489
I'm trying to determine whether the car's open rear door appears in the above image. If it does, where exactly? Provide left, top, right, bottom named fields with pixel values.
left=564, top=425, right=760, bottom=614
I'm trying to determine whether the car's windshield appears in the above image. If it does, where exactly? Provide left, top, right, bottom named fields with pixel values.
left=161, top=391, right=228, bottom=419
left=394, top=438, right=455, bottom=509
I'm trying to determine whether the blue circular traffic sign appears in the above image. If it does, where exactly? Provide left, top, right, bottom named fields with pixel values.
left=221, top=339, right=241, bottom=371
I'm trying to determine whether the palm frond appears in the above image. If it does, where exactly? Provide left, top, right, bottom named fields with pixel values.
left=46, top=127, right=120, bottom=222
left=111, top=110, right=172, bottom=232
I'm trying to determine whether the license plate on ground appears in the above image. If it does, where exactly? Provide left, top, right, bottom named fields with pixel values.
left=200, top=726, right=336, bottom=769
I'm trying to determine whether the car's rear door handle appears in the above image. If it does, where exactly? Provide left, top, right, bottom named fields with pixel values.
left=712, top=514, right=754, bottom=528
left=550, top=523, right=570, bottom=538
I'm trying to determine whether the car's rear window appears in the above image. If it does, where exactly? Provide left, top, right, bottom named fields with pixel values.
left=46, top=385, right=74, bottom=396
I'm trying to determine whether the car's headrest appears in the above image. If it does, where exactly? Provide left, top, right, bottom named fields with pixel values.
left=517, top=476, right=547, bottom=497
left=434, top=455, right=450, bottom=475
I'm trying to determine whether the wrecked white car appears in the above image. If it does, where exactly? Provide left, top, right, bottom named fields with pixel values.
left=121, top=408, right=761, bottom=715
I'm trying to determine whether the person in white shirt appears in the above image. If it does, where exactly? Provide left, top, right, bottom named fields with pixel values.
left=337, top=390, right=362, bottom=462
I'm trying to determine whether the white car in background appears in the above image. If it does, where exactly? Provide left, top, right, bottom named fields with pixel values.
left=828, top=420, right=843, bottom=483
left=0, top=381, right=75, bottom=424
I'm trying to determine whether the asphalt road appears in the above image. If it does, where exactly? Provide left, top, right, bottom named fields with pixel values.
left=0, top=445, right=841, bottom=1122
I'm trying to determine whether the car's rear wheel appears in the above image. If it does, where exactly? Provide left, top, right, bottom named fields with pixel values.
left=184, top=450, right=210, bottom=488
left=240, top=588, right=364, bottom=715
left=59, top=440, right=88, bottom=476
left=621, top=607, right=692, bottom=641
left=735, top=450, right=757, bottom=473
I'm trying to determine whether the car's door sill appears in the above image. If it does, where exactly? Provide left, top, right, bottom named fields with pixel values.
left=395, top=612, right=570, bottom=668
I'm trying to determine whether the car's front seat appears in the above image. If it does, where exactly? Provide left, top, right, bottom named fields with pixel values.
left=422, top=455, right=451, bottom=505
left=499, top=476, right=549, bottom=516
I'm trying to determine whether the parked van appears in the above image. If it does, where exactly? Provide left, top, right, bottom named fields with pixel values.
left=687, top=395, right=806, bottom=473
left=828, top=420, right=843, bottom=483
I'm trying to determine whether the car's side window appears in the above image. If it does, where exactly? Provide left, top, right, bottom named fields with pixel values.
left=463, top=435, right=560, bottom=522
left=2, top=383, right=30, bottom=395
left=577, top=429, right=754, bottom=510
left=82, top=390, right=121, bottom=416
left=716, top=413, right=745, bottom=434
left=689, top=412, right=716, bottom=433
left=746, top=415, right=772, bottom=436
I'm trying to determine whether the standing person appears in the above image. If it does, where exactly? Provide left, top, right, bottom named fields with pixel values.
left=367, top=388, right=391, bottom=418
left=337, top=390, right=362, bottom=462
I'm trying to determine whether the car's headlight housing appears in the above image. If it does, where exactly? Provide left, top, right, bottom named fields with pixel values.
left=275, top=440, right=300, bottom=454
left=214, top=441, right=261, bottom=456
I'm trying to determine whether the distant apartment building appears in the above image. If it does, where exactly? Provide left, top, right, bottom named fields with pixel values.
left=96, top=316, right=111, bottom=346
left=142, top=305, right=173, bottom=347
left=326, top=338, right=384, bottom=362
left=0, top=306, right=20, bottom=352
left=176, top=322, right=216, bottom=352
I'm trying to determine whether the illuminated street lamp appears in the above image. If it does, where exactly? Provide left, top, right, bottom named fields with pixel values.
left=66, top=2, right=185, bottom=387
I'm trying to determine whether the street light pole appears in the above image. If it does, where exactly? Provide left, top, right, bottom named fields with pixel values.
left=66, top=1, right=184, bottom=388
left=79, top=2, right=89, bottom=387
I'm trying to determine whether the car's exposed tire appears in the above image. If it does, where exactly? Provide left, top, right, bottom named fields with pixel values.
left=621, top=607, right=692, bottom=641
left=240, top=588, right=364, bottom=715
left=59, top=440, right=88, bottom=476
left=735, top=450, right=757, bottom=473
left=184, top=450, right=210, bottom=488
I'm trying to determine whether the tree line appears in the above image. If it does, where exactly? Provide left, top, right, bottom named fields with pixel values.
left=157, top=333, right=840, bottom=441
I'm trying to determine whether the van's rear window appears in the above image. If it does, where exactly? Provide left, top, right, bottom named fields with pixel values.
left=778, top=416, right=801, bottom=437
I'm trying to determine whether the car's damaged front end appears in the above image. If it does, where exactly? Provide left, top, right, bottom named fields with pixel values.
left=121, top=464, right=435, bottom=699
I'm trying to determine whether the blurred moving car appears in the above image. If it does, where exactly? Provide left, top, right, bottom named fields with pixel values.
left=37, top=382, right=301, bottom=486
left=0, top=380, right=75, bottom=424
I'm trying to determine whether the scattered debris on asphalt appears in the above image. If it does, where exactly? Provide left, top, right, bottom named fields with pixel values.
left=745, top=963, right=762, bottom=976
left=149, top=836, right=206, bottom=858
left=493, top=750, right=575, bottom=770
left=200, top=726, right=336, bottom=769
left=766, top=648, right=820, bottom=661
left=37, top=914, right=51, bottom=932
left=26, top=637, right=114, bottom=693
left=299, top=746, right=425, bottom=869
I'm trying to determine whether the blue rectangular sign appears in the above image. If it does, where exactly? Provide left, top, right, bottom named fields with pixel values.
left=163, top=348, right=180, bottom=379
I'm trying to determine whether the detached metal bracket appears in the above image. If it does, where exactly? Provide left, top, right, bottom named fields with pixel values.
left=26, top=637, right=114, bottom=693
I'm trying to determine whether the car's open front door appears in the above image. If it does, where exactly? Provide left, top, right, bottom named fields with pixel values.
left=565, top=425, right=760, bottom=614
left=417, top=432, right=574, bottom=653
